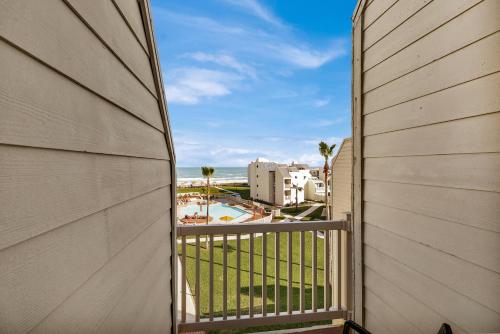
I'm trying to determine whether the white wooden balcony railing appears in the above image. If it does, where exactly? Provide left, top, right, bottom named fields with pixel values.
left=177, top=214, right=353, bottom=333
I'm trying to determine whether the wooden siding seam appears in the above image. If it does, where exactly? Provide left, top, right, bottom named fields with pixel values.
left=364, top=69, right=500, bottom=116
left=363, top=307, right=396, bottom=334
left=0, top=184, right=171, bottom=253
left=0, top=142, right=170, bottom=162
left=111, top=0, right=150, bottom=56
left=363, top=0, right=400, bottom=31
left=95, top=253, right=169, bottom=332
left=61, top=0, right=158, bottom=100
left=363, top=199, right=500, bottom=234
left=364, top=27, right=499, bottom=93
left=363, top=0, right=435, bottom=53
left=28, top=216, right=168, bottom=332
left=363, top=175, right=500, bottom=194
left=364, top=224, right=500, bottom=285
left=364, top=286, right=425, bottom=334
left=363, top=251, right=492, bottom=333
left=363, top=266, right=468, bottom=334
left=363, top=110, right=500, bottom=137
left=0, top=35, right=165, bottom=134
left=364, top=150, right=500, bottom=159
left=363, top=0, right=485, bottom=72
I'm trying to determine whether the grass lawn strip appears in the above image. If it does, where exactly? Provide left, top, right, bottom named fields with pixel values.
left=179, top=232, right=327, bottom=320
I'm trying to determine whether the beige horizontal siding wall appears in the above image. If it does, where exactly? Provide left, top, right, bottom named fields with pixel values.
left=330, top=138, right=353, bottom=311
left=331, top=138, right=353, bottom=220
left=354, top=0, right=500, bottom=333
left=0, top=0, right=174, bottom=333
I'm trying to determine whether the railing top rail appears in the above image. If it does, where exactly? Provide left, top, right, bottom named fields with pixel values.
left=176, top=219, right=348, bottom=236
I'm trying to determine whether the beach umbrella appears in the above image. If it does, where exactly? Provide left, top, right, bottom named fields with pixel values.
left=220, top=216, right=234, bottom=222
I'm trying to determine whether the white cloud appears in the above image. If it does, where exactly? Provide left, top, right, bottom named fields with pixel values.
left=165, top=68, right=241, bottom=105
left=183, top=52, right=257, bottom=79
left=270, top=41, right=347, bottom=69
left=313, top=98, right=330, bottom=107
left=153, top=8, right=245, bottom=35
left=220, top=0, right=285, bottom=28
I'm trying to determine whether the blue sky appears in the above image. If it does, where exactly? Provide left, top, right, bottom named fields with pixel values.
left=151, top=0, right=357, bottom=167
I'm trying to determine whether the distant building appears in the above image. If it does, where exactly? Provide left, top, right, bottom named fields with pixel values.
left=248, top=158, right=323, bottom=206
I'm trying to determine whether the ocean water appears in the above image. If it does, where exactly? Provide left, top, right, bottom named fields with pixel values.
left=177, top=167, right=248, bottom=185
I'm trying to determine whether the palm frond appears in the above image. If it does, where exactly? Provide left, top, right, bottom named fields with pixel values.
left=201, top=166, right=215, bottom=178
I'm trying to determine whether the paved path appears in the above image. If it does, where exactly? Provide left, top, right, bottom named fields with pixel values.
left=293, top=203, right=323, bottom=219
left=177, top=257, right=196, bottom=322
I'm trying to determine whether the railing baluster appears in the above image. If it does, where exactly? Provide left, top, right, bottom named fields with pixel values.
left=209, top=234, right=214, bottom=320
left=337, top=230, right=342, bottom=310
left=300, top=231, right=305, bottom=313
left=275, top=232, right=280, bottom=315
left=312, top=230, right=317, bottom=312
left=195, top=235, right=200, bottom=322
left=236, top=233, right=241, bottom=319
left=346, top=212, right=353, bottom=313
left=262, top=232, right=267, bottom=316
left=181, top=236, right=187, bottom=322
left=223, top=234, right=228, bottom=320
left=249, top=233, right=255, bottom=317
left=324, top=230, right=330, bottom=311
left=287, top=231, right=292, bottom=314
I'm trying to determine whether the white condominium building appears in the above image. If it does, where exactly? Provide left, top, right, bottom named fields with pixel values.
left=248, top=158, right=325, bottom=206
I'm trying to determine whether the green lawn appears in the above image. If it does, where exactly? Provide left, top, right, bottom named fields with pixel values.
left=281, top=205, right=311, bottom=216
left=301, top=205, right=325, bottom=221
left=219, top=186, right=251, bottom=200
left=179, top=232, right=327, bottom=322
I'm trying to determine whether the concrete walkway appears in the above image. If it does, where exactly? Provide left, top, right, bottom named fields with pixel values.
left=177, top=257, right=196, bottom=323
left=294, top=202, right=323, bottom=219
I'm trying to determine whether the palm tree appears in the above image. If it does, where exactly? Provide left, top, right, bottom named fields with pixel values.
left=201, top=166, right=214, bottom=247
left=318, top=141, right=336, bottom=220
left=291, top=183, right=304, bottom=210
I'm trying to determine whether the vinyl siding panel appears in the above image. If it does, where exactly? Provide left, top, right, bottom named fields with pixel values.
left=112, top=0, right=150, bottom=53
left=331, top=139, right=353, bottom=220
left=0, top=0, right=163, bottom=131
left=0, top=0, right=174, bottom=332
left=64, top=0, right=156, bottom=94
left=363, top=0, right=482, bottom=70
left=354, top=0, right=500, bottom=332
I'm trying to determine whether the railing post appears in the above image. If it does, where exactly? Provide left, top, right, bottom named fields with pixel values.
left=223, top=234, right=228, bottom=320
left=299, top=231, right=305, bottom=313
left=312, top=230, right=317, bottom=313
left=236, top=233, right=241, bottom=319
left=324, top=229, right=330, bottom=311
left=345, top=212, right=353, bottom=318
left=249, top=233, right=255, bottom=317
left=181, top=236, right=186, bottom=323
left=287, top=231, right=293, bottom=314
left=262, top=232, right=268, bottom=316
left=209, top=234, right=214, bottom=320
left=275, top=232, right=280, bottom=315
left=195, top=235, right=200, bottom=322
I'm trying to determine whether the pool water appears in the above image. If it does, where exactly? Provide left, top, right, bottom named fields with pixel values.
left=177, top=202, right=252, bottom=223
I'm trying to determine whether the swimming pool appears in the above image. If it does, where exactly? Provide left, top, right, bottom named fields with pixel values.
left=177, top=202, right=252, bottom=223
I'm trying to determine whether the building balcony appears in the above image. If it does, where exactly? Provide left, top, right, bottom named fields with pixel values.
left=177, top=215, right=353, bottom=333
